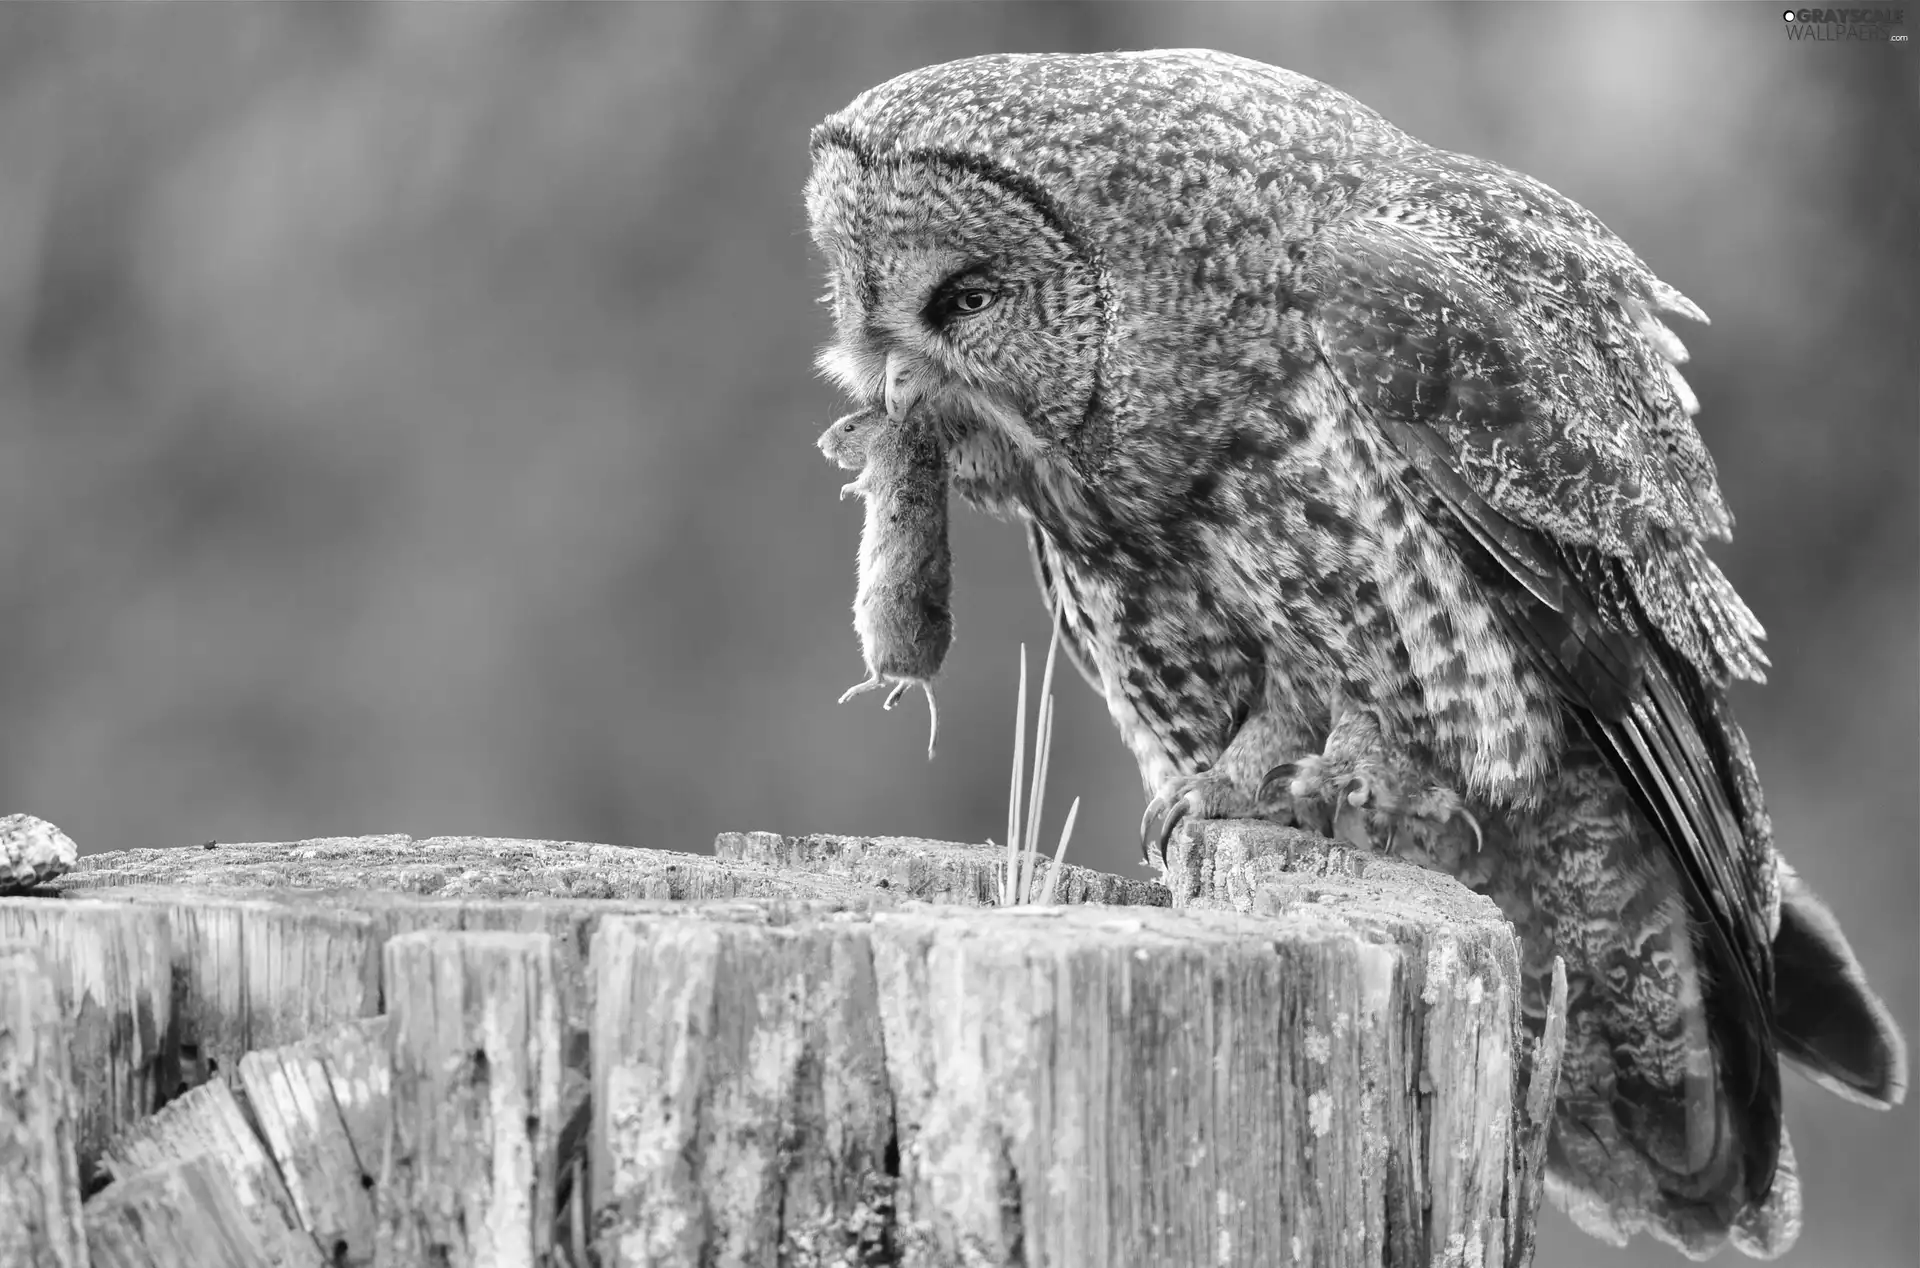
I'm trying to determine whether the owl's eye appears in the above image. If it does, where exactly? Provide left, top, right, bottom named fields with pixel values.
left=928, top=278, right=1000, bottom=326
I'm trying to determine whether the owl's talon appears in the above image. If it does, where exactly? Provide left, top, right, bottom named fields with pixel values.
left=1140, top=768, right=1248, bottom=867
left=1139, top=795, right=1191, bottom=868
left=1256, top=762, right=1299, bottom=805
left=1452, top=806, right=1484, bottom=853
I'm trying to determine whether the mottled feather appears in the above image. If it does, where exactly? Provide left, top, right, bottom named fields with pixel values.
left=807, top=50, right=1904, bottom=1260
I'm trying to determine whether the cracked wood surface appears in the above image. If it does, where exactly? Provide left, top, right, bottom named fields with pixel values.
left=2, top=828, right=1548, bottom=1266
left=0, top=947, right=87, bottom=1268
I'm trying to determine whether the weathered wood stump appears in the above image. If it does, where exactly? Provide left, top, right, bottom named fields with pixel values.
left=0, top=899, right=171, bottom=1184
left=379, top=930, right=562, bottom=1266
left=591, top=912, right=895, bottom=1264
left=716, top=830, right=1168, bottom=906
left=84, top=1153, right=271, bottom=1268
left=0, top=828, right=1561, bottom=1266
left=236, top=1029, right=374, bottom=1264
left=97, top=1077, right=317, bottom=1267
left=0, top=946, right=87, bottom=1268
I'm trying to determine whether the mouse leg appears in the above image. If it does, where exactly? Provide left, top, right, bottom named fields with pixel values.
left=842, top=674, right=939, bottom=759
left=838, top=673, right=888, bottom=704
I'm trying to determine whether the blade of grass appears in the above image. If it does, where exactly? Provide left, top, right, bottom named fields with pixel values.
left=1040, top=795, right=1081, bottom=905
left=1021, top=693, right=1055, bottom=902
left=1003, top=643, right=1028, bottom=906
left=1021, top=610, right=1067, bottom=906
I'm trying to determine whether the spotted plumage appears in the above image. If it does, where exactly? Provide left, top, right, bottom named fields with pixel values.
left=806, top=50, right=1905, bottom=1259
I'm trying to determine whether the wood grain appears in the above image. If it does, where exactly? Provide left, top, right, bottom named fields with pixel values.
left=98, top=1076, right=319, bottom=1267
left=0, top=946, right=87, bottom=1268
left=85, top=1153, right=271, bottom=1268
left=238, top=1039, right=376, bottom=1265
left=376, top=930, right=561, bottom=1268
left=0, top=898, right=171, bottom=1184
left=590, top=911, right=895, bottom=1265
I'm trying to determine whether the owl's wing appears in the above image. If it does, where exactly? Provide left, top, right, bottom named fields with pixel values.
left=1305, top=152, right=1781, bottom=1195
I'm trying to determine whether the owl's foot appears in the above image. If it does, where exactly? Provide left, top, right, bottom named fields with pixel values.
left=1259, top=754, right=1480, bottom=856
left=838, top=673, right=939, bottom=759
left=1140, top=767, right=1244, bottom=868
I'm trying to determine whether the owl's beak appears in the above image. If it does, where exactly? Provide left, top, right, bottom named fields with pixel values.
left=883, top=349, right=924, bottom=422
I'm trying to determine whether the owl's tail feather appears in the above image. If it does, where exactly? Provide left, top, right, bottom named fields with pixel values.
left=1771, top=863, right=1908, bottom=1110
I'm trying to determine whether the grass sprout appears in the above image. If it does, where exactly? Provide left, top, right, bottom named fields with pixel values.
left=996, top=603, right=1081, bottom=906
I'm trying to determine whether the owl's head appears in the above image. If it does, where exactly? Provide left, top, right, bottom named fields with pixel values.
left=805, top=51, right=1400, bottom=500
left=805, top=130, right=1107, bottom=471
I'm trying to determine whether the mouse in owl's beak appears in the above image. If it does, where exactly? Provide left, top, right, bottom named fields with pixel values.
left=826, top=400, right=952, bottom=759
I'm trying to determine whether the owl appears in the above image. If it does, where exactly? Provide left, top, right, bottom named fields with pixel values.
left=804, top=50, right=1905, bottom=1259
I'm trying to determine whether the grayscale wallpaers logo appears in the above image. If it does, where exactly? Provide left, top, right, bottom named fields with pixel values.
left=1783, top=7, right=1909, bottom=40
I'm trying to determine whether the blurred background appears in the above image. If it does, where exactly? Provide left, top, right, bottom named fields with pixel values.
left=0, top=3, right=1909, bottom=1262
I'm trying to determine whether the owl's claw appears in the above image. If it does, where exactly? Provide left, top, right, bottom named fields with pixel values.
left=1255, top=761, right=1298, bottom=805
left=1140, top=768, right=1240, bottom=868
left=1139, top=795, right=1191, bottom=868
left=1455, top=804, right=1484, bottom=853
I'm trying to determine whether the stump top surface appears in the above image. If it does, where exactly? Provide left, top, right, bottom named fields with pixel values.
left=717, top=829, right=1171, bottom=907
left=48, top=824, right=1514, bottom=959
left=58, top=834, right=889, bottom=905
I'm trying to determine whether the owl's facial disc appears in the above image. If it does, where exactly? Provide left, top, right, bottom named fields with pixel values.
left=808, top=150, right=1104, bottom=472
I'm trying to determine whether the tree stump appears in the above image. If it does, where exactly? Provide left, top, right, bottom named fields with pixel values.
left=716, top=830, right=1169, bottom=907
left=96, top=1076, right=319, bottom=1268
left=0, top=898, right=172, bottom=1184
left=238, top=1036, right=377, bottom=1265
left=376, top=930, right=562, bottom=1268
left=2, top=829, right=1560, bottom=1266
left=0, top=946, right=87, bottom=1268
left=591, top=912, right=895, bottom=1265
left=1165, top=818, right=1570, bottom=1268
left=84, top=1153, right=272, bottom=1268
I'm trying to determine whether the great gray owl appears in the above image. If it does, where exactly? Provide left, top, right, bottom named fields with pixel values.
left=804, top=49, right=1905, bottom=1259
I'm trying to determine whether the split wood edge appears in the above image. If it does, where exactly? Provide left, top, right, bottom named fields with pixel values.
left=2, top=832, right=1565, bottom=1266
